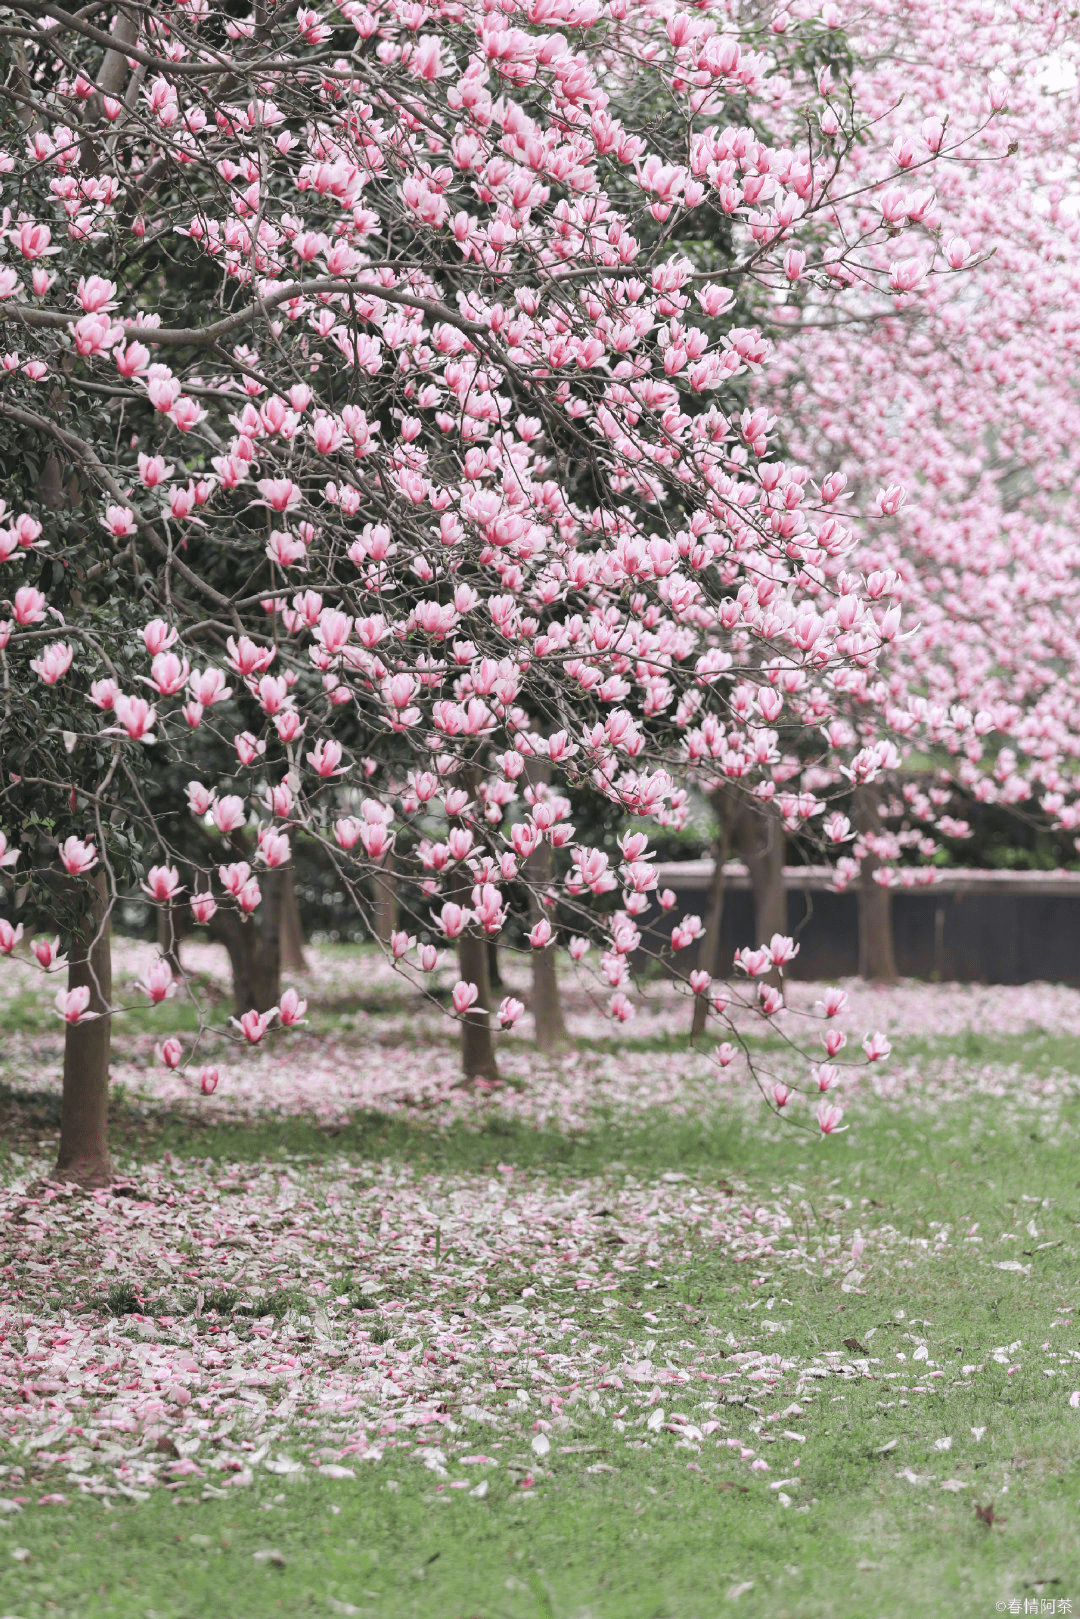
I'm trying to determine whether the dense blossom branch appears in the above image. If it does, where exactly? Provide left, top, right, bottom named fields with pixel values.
left=0, top=0, right=984, bottom=1120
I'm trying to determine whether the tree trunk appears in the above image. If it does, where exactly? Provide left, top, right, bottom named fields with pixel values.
left=279, top=864, right=307, bottom=974
left=733, top=798, right=786, bottom=945
left=853, top=785, right=898, bottom=984
left=487, top=938, right=502, bottom=990
left=456, top=924, right=499, bottom=1082
left=55, top=870, right=113, bottom=1187
left=529, top=913, right=571, bottom=1056
left=453, top=773, right=498, bottom=1082
left=211, top=872, right=283, bottom=1016
left=691, top=802, right=734, bottom=1042
left=373, top=849, right=397, bottom=948
left=211, top=910, right=258, bottom=1017
left=255, top=867, right=284, bottom=1009
left=524, top=756, right=572, bottom=1058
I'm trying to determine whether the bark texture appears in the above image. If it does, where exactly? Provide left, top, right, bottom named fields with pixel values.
left=278, top=864, right=308, bottom=974
left=55, top=871, right=114, bottom=1187
left=691, top=799, right=734, bottom=1042
left=456, top=923, right=499, bottom=1081
left=454, top=771, right=499, bottom=1081
left=372, top=850, right=397, bottom=949
left=733, top=798, right=786, bottom=944
left=211, top=867, right=285, bottom=1015
left=524, top=756, right=572, bottom=1057
left=853, top=785, right=899, bottom=983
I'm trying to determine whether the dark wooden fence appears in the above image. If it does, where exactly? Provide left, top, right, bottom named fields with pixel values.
left=648, top=864, right=1080, bottom=985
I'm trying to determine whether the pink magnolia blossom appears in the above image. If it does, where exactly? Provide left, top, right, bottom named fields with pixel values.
left=499, top=996, right=525, bottom=1028
left=437, top=903, right=469, bottom=940
left=307, top=738, right=347, bottom=778
left=13, top=585, right=46, bottom=624
left=55, top=985, right=95, bottom=1023
left=59, top=836, right=96, bottom=875
left=226, top=636, right=274, bottom=677
left=141, top=864, right=183, bottom=903
left=768, top=934, right=799, bottom=967
left=188, top=668, right=231, bottom=706
left=102, top=504, right=137, bottom=538
left=817, top=1101, right=846, bottom=1135
left=30, top=641, right=72, bottom=685
left=236, top=1008, right=274, bottom=1043
left=89, top=678, right=118, bottom=711
left=142, top=619, right=177, bottom=655
left=190, top=891, right=217, bottom=924
left=148, top=652, right=189, bottom=695
left=218, top=861, right=252, bottom=898
left=31, top=935, right=62, bottom=969
left=451, top=980, right=479, bottom=1015
left=234, top=731, right=265, bottom=766
left=186, top=781, right=214, bottom=817
left=735, top=946, right=772, bottom=978
left=256, top=828, right=291, bottom=867
left=111, top=694, right=156, bottom=741
left=138, top=956, right=175, bottom=1003
left=278, top=987, right=308, bottom=1026
left=211, top=796, right=246, bottom=835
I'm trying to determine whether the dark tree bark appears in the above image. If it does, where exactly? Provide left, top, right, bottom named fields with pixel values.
left=528, top=898, right=572, bottom=1056
left=55, top=870, right=114, bottom=1187
left=211, top=868, right=285, bottom=1015
left=278, top=864, right=308, bottom=974
left=524, top=756, right=572, bottom=1058
left=456, top=921, right=499, bottom=1081
left=730, top=796, right=786, bottom=994
left=853, top=785, right=898, bottom=983
left=733, top=798, right=786, bottom=944
left=373, top=849, right=397, bottom=949
left=691, top=797, right=734, bottom=1042
left=257, top=867, right=284, bottom=1008
left=453, top=771, right=498, bottom=1082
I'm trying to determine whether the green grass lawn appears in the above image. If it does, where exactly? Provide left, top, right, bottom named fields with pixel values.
left=1, top=1062, right=1079, bottom=1619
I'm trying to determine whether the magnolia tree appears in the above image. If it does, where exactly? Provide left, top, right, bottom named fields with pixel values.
left=758, top=0, right=1080, bottom=978
left=0, top=0, right=941, bottom=1186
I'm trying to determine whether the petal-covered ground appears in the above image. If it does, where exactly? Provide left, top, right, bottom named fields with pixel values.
left=7, top=939, right=1080, bottom=1133
left=1, top=941, right=1078, bottom=1523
